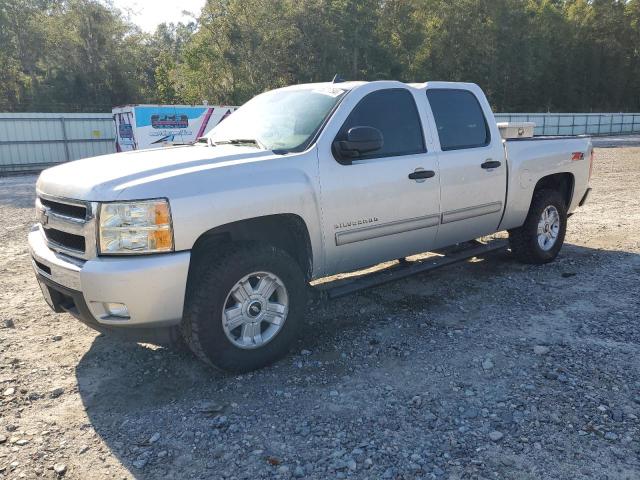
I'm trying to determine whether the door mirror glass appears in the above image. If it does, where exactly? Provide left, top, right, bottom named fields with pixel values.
left=333, top=126, right=384, bottom=162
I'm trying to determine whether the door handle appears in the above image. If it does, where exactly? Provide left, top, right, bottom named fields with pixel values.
left=408, top=170, right=436, bottom=180
left=481, top=160, right=501, bottom=169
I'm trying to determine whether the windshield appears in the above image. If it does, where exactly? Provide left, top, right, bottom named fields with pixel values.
left=206, top=87, right=346, bottom=152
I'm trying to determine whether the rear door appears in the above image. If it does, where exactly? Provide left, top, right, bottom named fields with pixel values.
left=317, top=85, right=441, bottom=274
left=425, top=87, right=507, bottom=247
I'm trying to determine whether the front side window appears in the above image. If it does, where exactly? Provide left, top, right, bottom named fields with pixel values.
left=426, top=89, right=490, bottom=151
left=335, top=88, right=425, bottom=160
left=207, top=87, right=346, bottom=152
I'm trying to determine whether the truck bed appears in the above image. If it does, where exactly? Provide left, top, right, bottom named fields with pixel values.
left=500, top=135, right=592, bottom=231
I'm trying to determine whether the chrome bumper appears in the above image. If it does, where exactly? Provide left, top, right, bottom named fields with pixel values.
left=29, top=227, right=191, bottom=329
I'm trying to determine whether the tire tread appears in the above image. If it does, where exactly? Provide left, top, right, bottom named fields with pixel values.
left=508, top=188, right=567, bottom=265
left=181, top=242, right=306, bottom=372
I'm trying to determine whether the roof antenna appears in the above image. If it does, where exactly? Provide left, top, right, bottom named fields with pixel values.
left=332, top=74, right=345, bottom=83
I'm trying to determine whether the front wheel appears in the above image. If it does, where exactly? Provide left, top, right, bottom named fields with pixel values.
left=182, top=243, right=307, bottom=372
left=508, top=188, right=567, bottom=264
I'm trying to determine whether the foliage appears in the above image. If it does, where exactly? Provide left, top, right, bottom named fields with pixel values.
left=1, top=0, right=639, bottom=112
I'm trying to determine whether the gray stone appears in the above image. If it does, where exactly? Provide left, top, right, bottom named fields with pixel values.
left=383, top=467, right=395, bottom=478
left=610, top=409, right=624, bottom=422
left=198, top=401, right=225, bottom=415
left=489, top=431, right=504, bottom=442
left=463, top=407, right=479, bottom=419
left=50, top=387, right=64, bottom=398
left=132, top=458, right=147, bottom=469
left=53, top=463, right=67, bottom=475
left=500, top=456, right=516, bottom=466
left=533, top=345, right=550, bottom=355
left=611, top=447, right=625, bottom=459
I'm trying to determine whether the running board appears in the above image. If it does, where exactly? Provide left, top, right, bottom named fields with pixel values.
left=314, top=239, right=509, bottom=299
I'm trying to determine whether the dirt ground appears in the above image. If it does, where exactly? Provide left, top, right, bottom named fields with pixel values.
left=1, top=145, right=639, bottom=480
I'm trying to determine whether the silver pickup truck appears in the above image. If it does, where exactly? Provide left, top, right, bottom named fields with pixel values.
left=29, top=81, right=593, bottom=372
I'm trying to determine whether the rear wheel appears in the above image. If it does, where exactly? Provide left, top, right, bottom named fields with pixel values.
left=508, top=188, right=567, bottom=264
left=182, top=243, right=307, bottom=372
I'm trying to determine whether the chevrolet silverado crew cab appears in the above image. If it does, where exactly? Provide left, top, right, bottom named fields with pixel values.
left=29, top=81, right=593, bottom=372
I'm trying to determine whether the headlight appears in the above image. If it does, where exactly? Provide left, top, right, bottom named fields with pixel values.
left=98, top=199, right=173, bottom=255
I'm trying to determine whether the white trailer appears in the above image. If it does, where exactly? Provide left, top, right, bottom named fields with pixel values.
left=112, top=104, right=237, bottom=151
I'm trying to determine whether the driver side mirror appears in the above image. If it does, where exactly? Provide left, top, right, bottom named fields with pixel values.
left=333, top=126, right=384, bottom=164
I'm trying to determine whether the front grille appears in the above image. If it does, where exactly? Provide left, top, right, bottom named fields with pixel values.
left=44, top=228, right=86, bottom=252
left=36, top=195, right=95, bottom=259
left=40, top=198, right=87, bottom=220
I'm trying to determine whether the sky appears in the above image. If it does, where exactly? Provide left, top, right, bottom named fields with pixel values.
left=111, top=0, right=206, bottom=32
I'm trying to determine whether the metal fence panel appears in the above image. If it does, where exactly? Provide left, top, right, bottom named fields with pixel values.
left=494, top=112, right=640, bottom=136
left=0, top=113, right=115, bottom=174
left=1, top=111, right=639, bottom=175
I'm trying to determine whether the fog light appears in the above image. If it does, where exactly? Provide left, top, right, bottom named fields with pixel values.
left=104, top=302, right=130, bottom=319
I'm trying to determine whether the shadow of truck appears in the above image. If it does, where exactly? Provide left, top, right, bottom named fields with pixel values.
left=74, top=242, right=640, bottom=479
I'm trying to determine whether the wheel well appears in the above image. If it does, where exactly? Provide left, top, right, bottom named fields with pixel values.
left=533, top=173, right=574, bottom=208
left=190, top=214, right=313, bottom=280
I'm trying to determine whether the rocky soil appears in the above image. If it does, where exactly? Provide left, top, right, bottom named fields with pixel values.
left=1, top=145, right=639, bottom=479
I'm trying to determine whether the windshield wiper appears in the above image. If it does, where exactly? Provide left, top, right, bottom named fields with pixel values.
left=212, top=138, right=266, bottom=149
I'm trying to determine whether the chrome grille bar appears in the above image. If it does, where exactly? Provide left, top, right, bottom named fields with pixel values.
left=35, top=194, right=97, bottom=260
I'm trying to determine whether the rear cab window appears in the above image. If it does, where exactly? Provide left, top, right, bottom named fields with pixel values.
left=426, top=89, right=490, bottom=151
left=335, top=88, right=425, bottom=160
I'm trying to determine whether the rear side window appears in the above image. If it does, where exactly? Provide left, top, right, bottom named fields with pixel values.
left=426, top=89, right=490, bottom=150
left=336, top=88, right=425, bottom=160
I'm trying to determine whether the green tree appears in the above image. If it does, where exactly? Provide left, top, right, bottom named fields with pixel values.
left=1, top=0, right=639, bottom=112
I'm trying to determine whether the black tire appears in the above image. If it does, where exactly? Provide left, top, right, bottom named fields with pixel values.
left=182, top=243, right=307, bottom=373
left=508, top=188, right=567, bottom=264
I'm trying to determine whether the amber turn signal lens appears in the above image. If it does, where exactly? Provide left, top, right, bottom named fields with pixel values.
left=152, top=229, right=173, bottom=250
left=155, top=203, right=171, bottom=225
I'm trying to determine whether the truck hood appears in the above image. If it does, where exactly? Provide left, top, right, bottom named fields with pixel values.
left=36, top=145, right=274, bottom=201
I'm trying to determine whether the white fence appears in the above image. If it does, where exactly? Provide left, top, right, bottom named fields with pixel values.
left=0, top=113, right=114, bottom=174
left=1, top=111, right=639, bottom=175
left=494, top=112, right=640, bottom=137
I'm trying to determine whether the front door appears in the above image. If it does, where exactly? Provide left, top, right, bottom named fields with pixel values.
left=317, top=87, right=441, bottom=275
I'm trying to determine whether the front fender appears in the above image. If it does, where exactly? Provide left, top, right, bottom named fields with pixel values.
left=160, top=152, right=324, bottom=275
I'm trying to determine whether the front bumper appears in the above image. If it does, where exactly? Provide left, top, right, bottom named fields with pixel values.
left=29, top=228, right=191, bottom=341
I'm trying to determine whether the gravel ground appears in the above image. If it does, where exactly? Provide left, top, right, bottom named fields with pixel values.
left=1, top=145, right=639, bottom=480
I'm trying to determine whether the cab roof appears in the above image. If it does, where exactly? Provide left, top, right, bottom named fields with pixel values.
left=278, top=80, right=480, bottom=92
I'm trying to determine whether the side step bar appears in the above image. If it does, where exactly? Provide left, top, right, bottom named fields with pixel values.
left=314, top=239, right=509, bottom=299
